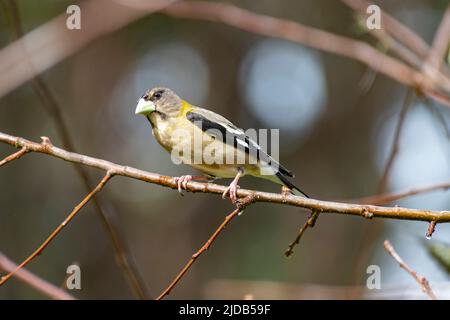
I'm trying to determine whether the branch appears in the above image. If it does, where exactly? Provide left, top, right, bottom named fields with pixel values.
left=0, top=252, right=76, bottom=300
left=1, top=131, right=450, bottom=224
left=383, top=240, right=438, bottom=300
left=156, top=195, right=256, bottom=300
left=0, top=171, right=112, bottom=286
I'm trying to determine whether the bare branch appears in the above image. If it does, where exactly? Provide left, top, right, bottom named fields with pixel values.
left=1, top=131, right=450, bottom=225
left=285, top=210, right=319, bottom=257
left=0, top=252, right=76, bottom=300
left=0, top=171, right=112, bottom=286
left=156, top=195, right=256, bottom=300
left=0, top=146, right=27, bottom=167
left=383, top=240, right=438, bottom=300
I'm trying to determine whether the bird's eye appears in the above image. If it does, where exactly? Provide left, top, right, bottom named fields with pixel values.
left=153, top=91, right=163, bottom=100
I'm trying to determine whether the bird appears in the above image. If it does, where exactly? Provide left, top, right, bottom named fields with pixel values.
left=135, top=87, right=308, bottom=203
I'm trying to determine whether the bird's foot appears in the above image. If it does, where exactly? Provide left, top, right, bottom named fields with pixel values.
left=174, top=175, right=193, bottom=193
left=222, top=181, right=240, bottom=203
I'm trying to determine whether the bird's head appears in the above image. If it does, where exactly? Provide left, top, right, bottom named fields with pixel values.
left=135, top=87, right=182, bottom=117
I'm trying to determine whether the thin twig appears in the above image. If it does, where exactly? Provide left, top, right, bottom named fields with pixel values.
left=1, top=0, right=149, bottom=299
left=156, top=195, right=256, bottom=300
left=1, top=131, right=450, bottom=223
left=0, top=172, right=113, bottom=286
left=426, top=221, right=437, bottom=239
left=0, top=252, right=76, bottom=300
left=285, top=210, right=320, bottom=257
left=383, top=240, right=438, bottom=300
left=351, top=182, right=450, bottom=205
left=0, top=146, right=27, bottom=167
left=377, top=90, right=415, bottom=193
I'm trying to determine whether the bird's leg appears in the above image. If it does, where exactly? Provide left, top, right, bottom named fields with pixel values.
left=174, top=175, right=210, bottom=193
left=222, top=169, right=243, bottom=203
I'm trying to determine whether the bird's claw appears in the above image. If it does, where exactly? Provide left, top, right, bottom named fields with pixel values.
left=222, top=182, right=240, bottom=203
left=174, top=175, right=193, bottom=193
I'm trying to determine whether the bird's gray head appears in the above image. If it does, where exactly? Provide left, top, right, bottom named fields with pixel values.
left=135, top=87, right=182, bottom=117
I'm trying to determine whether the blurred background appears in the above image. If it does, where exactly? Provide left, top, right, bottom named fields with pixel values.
left=0, top=0, right=449, bottom=299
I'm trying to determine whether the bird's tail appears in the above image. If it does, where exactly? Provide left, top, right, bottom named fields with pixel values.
left=275, top=172, right=309, bottom=198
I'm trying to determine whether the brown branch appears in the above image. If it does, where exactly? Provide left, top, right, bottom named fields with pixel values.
left=383, top=240, right=438, bottom=300
left=1, top=131, right=450, bottom=224
left=351, top=182, right=450, bottom=205
left=0, top=171, right=112, bottom=286
left=0, top=252, right=76, bottom=300
left=285, top=210, right=319, bottom=257
left=377, top=90, right=414, bottom=193
left=0, top=146, right=27, bottom=167
left=156, top=195, right=256, bottom=300
left=426, top=4, right=450, bottom=71
left=339, top=0, right=450, bottom=104
left=1, top=0, right=149, bottom=299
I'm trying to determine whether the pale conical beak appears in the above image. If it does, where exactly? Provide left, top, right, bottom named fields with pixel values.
left=135, top=98, right=156, bottom=115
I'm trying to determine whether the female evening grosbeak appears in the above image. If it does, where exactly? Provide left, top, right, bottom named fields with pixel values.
left=135, top=87, right=308, bottom=203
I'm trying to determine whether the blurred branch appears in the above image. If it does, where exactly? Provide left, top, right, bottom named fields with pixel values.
left=0, top=171, right=112, bottom=287
left=205, top=279, right=450, bottom=299
left=1, top=1, right=450, bottom=107
left=377, top=90, right=414, bottom=193
left=1, top=131, right=450, bottom=223
left=383, top=240, right=438, bottom=300
left=351, top=182, right=450, bottom=205
left=0, top=252, right=76, bottom=300
left=340, top=0, right=430, bottom=58
left=0, top=0, right=149, bottom=299
left=426, top=4, right=450, bottom=71
left=157, top=195, right=256, bottom=300
left=2, top=132, right=450, bottom=296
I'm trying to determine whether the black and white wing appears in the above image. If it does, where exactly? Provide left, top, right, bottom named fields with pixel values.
left=185, top=107, right=294, bottom=178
